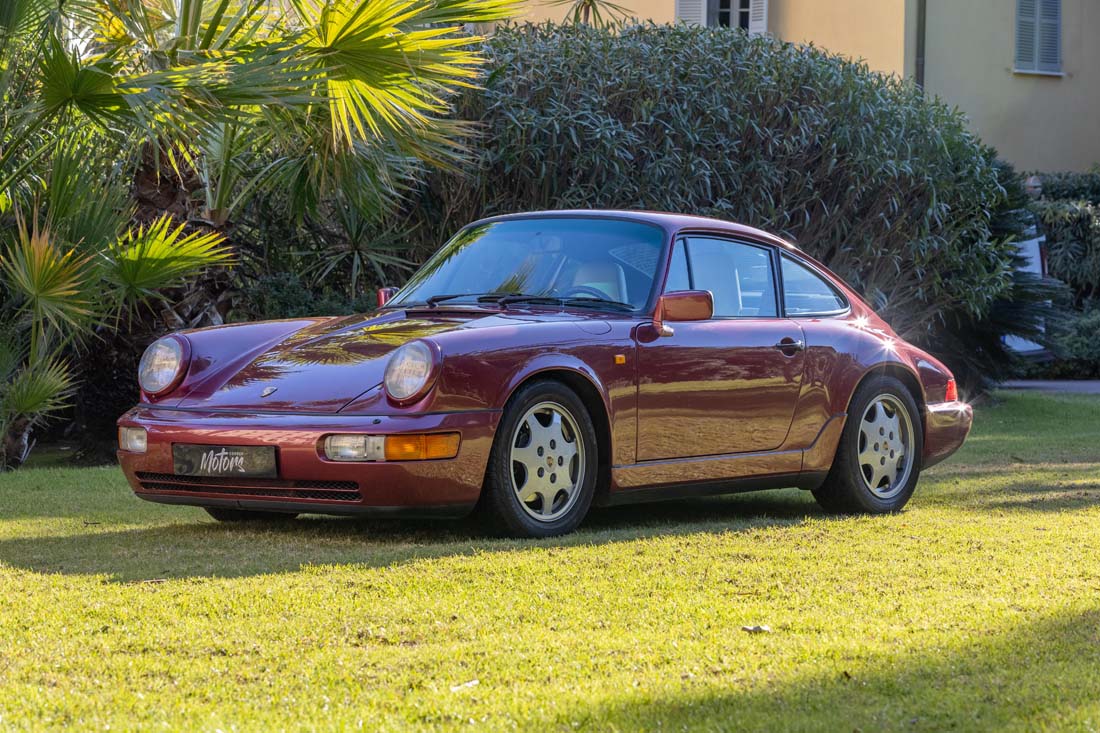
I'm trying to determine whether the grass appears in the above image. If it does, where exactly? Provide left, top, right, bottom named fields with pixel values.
left=1, top=390, right=1100, bottom=731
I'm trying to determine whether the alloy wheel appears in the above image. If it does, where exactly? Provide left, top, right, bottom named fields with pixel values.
left=509, top=401, right=585, bottom=522
left=857, top=394, right=915, bottom=499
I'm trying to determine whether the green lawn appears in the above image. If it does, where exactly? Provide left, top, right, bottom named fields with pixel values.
left=2, top=391, right=1100, bottom=731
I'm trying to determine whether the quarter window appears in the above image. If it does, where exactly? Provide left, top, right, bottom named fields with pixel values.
left=668, top=237, right=778, bottom=318
left=780, top=255, right=848, bottom=316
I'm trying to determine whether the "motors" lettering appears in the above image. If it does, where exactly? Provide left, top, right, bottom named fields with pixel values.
left=200, top=448, right=247, bottom=474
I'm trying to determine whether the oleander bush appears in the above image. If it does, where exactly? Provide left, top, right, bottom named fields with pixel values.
left=406, top=22, right=1017, bottom=345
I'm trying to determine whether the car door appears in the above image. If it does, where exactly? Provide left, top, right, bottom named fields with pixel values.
left=635, top=236, right=806, bottom=461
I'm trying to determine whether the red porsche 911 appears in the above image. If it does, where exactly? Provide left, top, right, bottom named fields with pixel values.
left=118, top=211, right=972, bottom=537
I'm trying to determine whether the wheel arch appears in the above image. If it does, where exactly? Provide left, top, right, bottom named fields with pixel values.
left=503, top=367, right=614, bottom=507
left=847, top=363, right=927, bottom=427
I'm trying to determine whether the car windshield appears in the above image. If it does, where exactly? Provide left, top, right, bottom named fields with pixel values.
left=387, top=217, right=667, bottom=312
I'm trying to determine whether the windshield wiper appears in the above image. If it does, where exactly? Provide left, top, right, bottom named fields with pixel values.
left=561, top=296, right=635, bottom=312
left=493, top=294, right=565, bottom=308
left=492, top=294, right=635, bottom=312
left=421, top=292, right=509, bottom=307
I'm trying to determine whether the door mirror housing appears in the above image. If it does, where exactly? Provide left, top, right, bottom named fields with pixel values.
left=376, top=287, right=399, bottom=307
left=654, top=290, right=713, bottom=336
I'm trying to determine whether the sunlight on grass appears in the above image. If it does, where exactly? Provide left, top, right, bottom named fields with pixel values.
left=1, top=391, right=1099, bottom=730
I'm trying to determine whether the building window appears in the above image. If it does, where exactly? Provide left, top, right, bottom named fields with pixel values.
left=694, top=0, right=766, bottom=33
left=1015, top=0, right=1062, bottom=75
left=714, top=0, right=751, bottom=29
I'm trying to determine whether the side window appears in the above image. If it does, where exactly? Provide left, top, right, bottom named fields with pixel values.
left=684, top=237, right=777, bottom=318
left=664, top=240, right=692, bottom=292
left=781, top=255, right=848, bottom=316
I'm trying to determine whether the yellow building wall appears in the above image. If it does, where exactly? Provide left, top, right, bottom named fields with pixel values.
left=517, top=0, right=674, bottom=23
left=767, top=0, right=909, bottom=77
left=922, top=0, right=1100, bottom=172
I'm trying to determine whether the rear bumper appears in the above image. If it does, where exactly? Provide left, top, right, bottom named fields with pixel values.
left=117, top=406, right=500, bottom=516
left=922, top=401, right=973, bottom=469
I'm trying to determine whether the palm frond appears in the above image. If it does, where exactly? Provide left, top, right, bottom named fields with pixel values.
left=38, top=34, right=130, bottom=125
left=1, top=357, right=75, bottom=420
left=0, top=216, right=96, bottom=352
left=0, top=330, right=24, bottom=390
left=45, top=132, right=132, bottom=250
left=290, top=0, right=500, bottom=149
left=102, top=216, right=234, bottom=305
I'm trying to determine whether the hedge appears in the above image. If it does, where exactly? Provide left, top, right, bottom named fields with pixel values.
left=1037, top=172, right=1100, bottom=205
left=1036, top=199, right=1100, bottom=305
left=402, top=22, right=1016, bottom=341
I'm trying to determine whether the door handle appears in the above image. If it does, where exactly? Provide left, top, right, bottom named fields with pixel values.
left=774, top=338, right=805, bottom=352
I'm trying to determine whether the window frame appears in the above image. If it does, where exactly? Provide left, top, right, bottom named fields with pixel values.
left=778, top=252, right=851, bottom=319
left=1014, top=0, right=1063, bottom=77
left=668, top=234, right=783, bottom=320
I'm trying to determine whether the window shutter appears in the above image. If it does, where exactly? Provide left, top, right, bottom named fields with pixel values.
left=675, top=0, right=707, bottom=26
left=748, top=0, right=768, bottom=35
left=1015, top=0, right=1038, bottom=70
left=1037, top=0, right=1062, bottom=72
left=1017, top=0, right=1061, bottom=73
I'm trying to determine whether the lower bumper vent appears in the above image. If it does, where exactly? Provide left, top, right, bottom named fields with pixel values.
left=135, top=472, right=361, bottom=502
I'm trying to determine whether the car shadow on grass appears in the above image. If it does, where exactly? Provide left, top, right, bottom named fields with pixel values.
left=0, top=490, right=822, bottom=582
left=562, top=607, right=1100, bottom=730
left=922, top=461, right=1100, bottom=513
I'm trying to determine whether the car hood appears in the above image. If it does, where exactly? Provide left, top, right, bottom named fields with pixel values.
left=172, top=307, right=607, bottom=413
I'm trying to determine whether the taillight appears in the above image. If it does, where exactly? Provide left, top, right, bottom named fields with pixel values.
left=945, top=378, right=958, bottom=402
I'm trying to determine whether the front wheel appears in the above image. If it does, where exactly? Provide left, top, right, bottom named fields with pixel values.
left=479, top=380, right=598, bottom=538
left=813, top=376, right=923, bottom=514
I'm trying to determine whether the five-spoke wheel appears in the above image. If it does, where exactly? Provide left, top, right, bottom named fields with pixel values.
left=509, top=401, right=586, bottom=522
left=480, top=380, right=598, bottom=537
left=813, top=376, right=923, bottom=514
left=856, top=395, right=914, bottom=499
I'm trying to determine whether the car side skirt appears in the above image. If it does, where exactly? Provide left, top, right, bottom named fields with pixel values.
left=601, top=471, right=828, bottom=506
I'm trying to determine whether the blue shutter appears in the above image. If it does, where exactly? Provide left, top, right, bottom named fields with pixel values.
left=675, top=0, right=707, bottom=26
left=1037, top=0, right=1062, bottom=73
left=1015, top=0, right=1038, bottom=71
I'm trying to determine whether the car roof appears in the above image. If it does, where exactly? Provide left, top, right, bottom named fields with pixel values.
left=470, top=209, right=801, bottom=252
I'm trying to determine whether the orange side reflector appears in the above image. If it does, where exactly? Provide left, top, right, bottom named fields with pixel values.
left=945, top=378, right=958, bottom=402
left=384, top=433, right=461, bottom=461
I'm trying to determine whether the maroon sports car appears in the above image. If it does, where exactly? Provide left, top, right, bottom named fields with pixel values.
left=118, top=211, right=972, bottom=537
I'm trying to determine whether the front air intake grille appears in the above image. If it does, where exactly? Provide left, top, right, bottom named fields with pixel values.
left=135, top=472, right=361, bottom=502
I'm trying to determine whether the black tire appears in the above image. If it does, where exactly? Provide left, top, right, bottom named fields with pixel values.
left=479, top=380, right=599, bottom=538
left=812, top=375, right=923, bottom=514
left=204, top=507, right=298, bottom=522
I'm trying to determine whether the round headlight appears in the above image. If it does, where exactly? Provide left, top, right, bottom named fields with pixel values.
left=138, top=336, right=187, bottom=396
left=384, top=341, right=437, bottom=403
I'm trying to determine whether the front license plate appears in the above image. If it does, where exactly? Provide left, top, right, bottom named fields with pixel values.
left=173, top=444, right=277, bottom=478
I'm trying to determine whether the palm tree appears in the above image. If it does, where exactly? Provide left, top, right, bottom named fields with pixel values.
left=0, top=0, right=516, bottom=468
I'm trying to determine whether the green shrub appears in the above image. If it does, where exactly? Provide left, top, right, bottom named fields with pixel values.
left=1036, top=199, right=1100, bottom=305
left=1037, top=172, right=1100, bottom=205
left=930, top=161, right=1068, bottom=395
left=1028, top=303, right=1100, bottom=379
left=231, top=273, right=376, bottom=322
left=408, top=22, right=1014, bottom=342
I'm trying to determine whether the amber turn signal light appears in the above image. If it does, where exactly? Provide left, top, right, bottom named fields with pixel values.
left=945, top=378, right=958, bottom=403
left=384, top=433, right=461, bottom=461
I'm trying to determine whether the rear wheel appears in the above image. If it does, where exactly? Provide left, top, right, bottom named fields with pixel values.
left=204, top=507, right=298, bottom=522
left=480, top=380, right=598, bottom=538
left=813, top=376, right=922, bottom=514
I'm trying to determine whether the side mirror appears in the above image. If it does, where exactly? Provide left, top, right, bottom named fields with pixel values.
left=376, top=286, right=399, bottom=307
left=653, top=290, right=713, bottom=337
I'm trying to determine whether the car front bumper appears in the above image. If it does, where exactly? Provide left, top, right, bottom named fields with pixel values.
left=922, top=401, right=974, bottom=469
left=117, top=406, right=500, bottom=517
